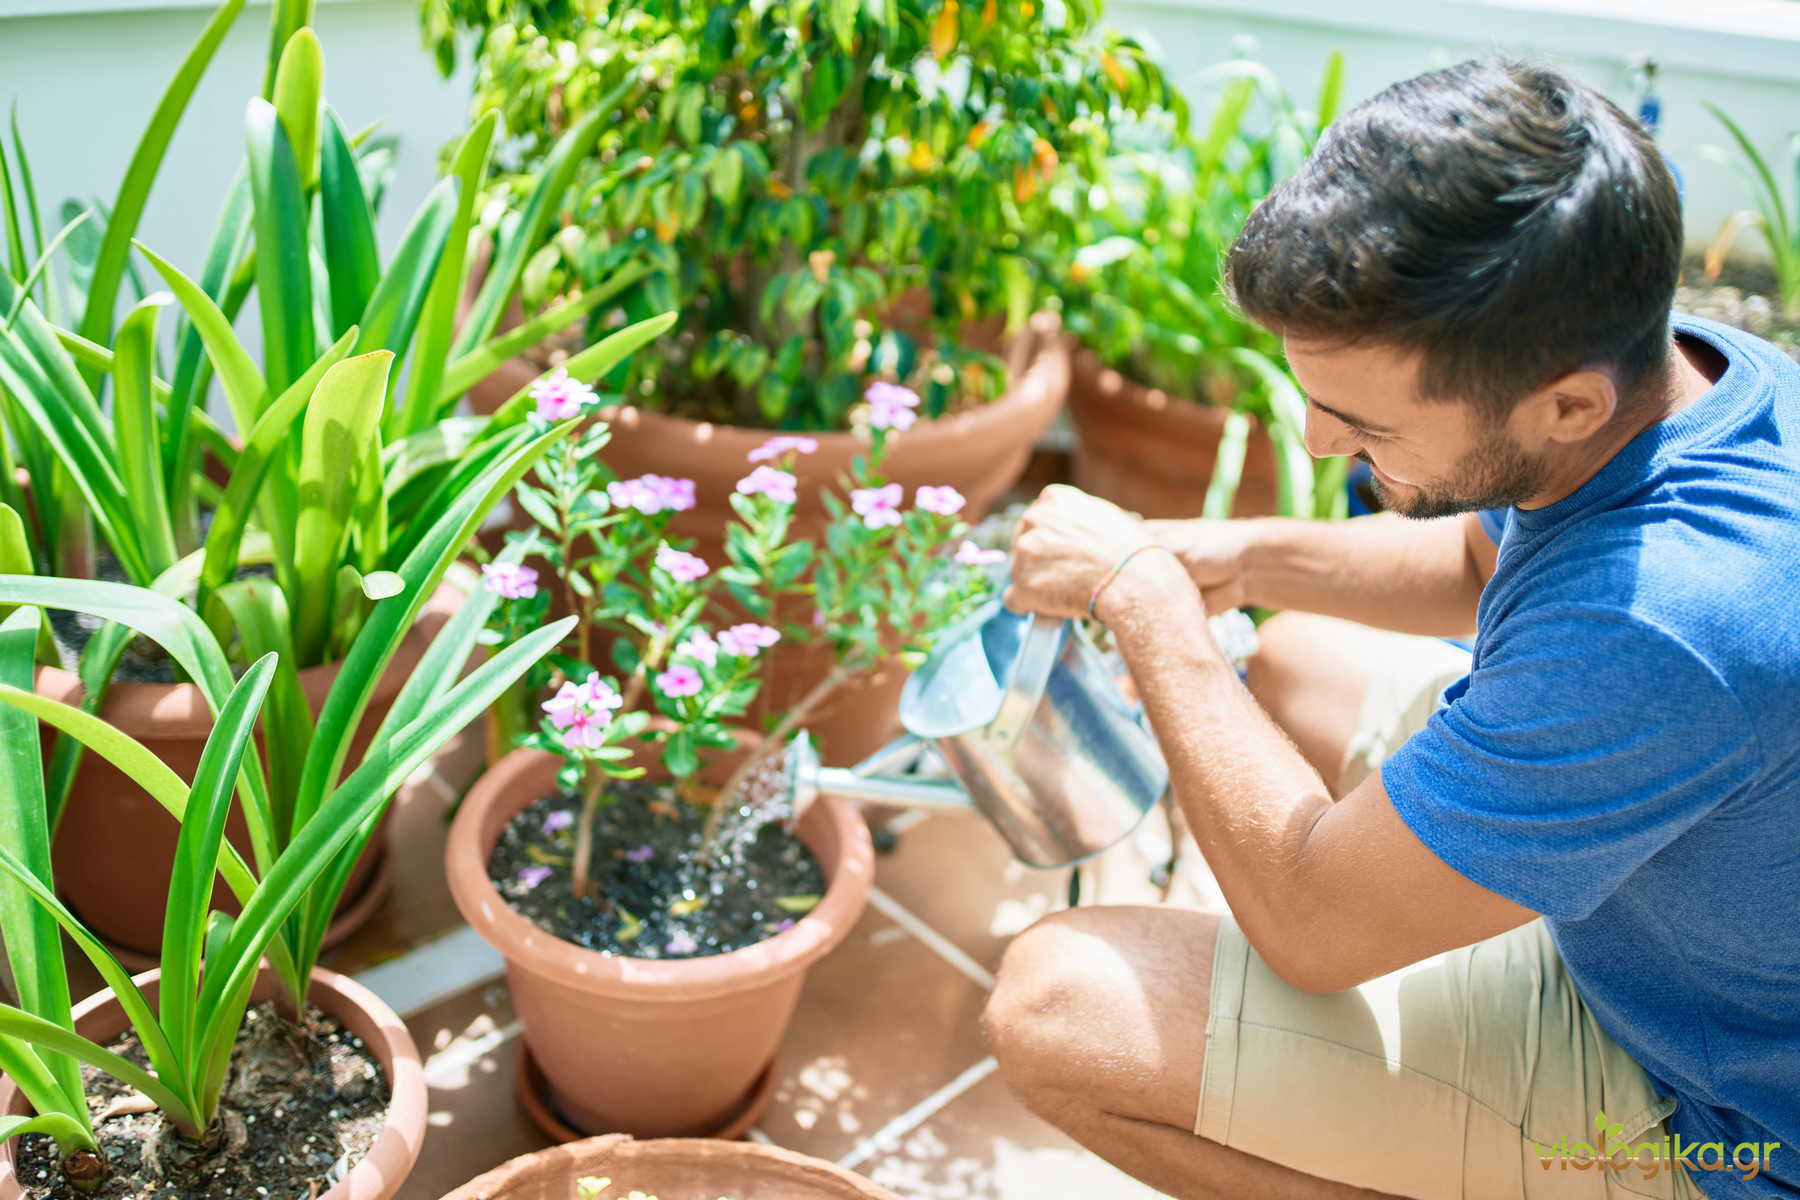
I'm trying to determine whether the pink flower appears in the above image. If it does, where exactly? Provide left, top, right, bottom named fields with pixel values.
left=865, top=381, right=920, bottom=432
left=665, top=930, right=699, bottom=955
left=530, top=368, right=595, bottom=421
left=517, top=865, right=553, bottom=890
left=915, top=485, right=965, bottom=516
left=718, top=623, right=781, bottom=658
left=655, top=543, right=710, bottom=583
left=676, top=629, right=719, bottom=668
left=625, top=845, right=654, bottom=863
left=480, top=561, right=539, bottom=599
left=608, top=474, right=696, bottom=514
left=543, top=673, right=623, bottom=751
left=657, top=665, right=704, bottom=698
left=735, top=466, right=798, bottom=504
left=954, top=539, right=1006, bottom=566
left=747, top=435, right=819, bottom=463
left=851, top=482, right=903, bottom=529
left=543, top=810, right=574, bottom=835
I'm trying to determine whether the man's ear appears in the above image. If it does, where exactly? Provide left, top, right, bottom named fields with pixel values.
left=1513, top=368, right=1619, bottom=446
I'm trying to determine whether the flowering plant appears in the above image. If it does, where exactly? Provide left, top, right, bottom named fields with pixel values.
left=482, top=377, right=997, bottom=908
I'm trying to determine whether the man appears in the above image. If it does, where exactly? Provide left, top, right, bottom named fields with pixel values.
left=987, top=59, right=1799, bottom=1199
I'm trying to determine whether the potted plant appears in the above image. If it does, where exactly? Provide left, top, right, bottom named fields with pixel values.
left=438, top=1133, right=902, bottom=1200
left=1055, top=52, right=1347, bottom=520
left=446, top=381, right=998, bottom=1139
left=1688, top=103, right=1800, bottom=360
left=0, top=539, right=572, bottom=1195
left=419, top=0, right=1179, bottom=758
left=0, top=4, right=673, bottom=957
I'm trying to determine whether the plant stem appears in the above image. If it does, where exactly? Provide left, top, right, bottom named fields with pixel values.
left=570, top=759, right=607, bottom=903
left=701, top=657, right=864, bottom=854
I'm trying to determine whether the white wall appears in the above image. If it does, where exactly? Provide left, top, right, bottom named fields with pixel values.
left=1105, top=0, right=1800, bottom=254
left=0, top=0, right=471, bottom=315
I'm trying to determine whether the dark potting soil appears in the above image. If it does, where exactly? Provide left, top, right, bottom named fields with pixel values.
left=14, top=1002, right=388, bottom=1200
left=487, top=779, right=828, bottom=959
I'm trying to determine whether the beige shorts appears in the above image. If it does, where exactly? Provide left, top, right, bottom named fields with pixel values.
left=1197, top=633, right=1706, bottom=1199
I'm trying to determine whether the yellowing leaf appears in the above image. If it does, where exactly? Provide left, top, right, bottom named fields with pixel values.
left=775, top=894, right=821, bottom=914
left=670, top=896, right=706, bottom=915
left=908, top=141, right=935, bottom=171
left=930, top=1, right=959, bottom=60
left=1102, top=52, right=1128, bottom=92
left=616, top=907, right=643, bottom=941
left=966, top=121, right=990, bottom=149
left=576, top=1178, right=611, bottom=1200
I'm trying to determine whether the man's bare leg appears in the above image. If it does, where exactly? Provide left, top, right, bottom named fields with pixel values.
left=984, top=905, right=1407, bottom=1199
left=1244, top=611, right=1411, bottom=795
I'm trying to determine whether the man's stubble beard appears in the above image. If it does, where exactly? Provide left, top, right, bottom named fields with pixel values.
left=1364, top=426, right=1551, bottom=521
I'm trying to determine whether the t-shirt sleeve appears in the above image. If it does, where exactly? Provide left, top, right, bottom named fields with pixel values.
left=1381, top=605, right=1762, bottom=920
left=1477, top=507, right=1508, bottom=546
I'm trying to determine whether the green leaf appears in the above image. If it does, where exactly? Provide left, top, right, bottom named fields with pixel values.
left=291, top=350, right=391, bottom=664
left=136, top=240, right=268, bottom=439
left=160, top=654, right=275, bottom=1067
left=438, top=263, right=645, bottom=405
left=271, top=27, right=323, bottom=192
left=246, top=97, right=315, bottom=394
left=354, top=177, right=458, bottom=372
left=113, top=294, right=182, bottom=578
left=1200, top=409, right=1251, bottom=520
left=0, top=1112, right=93, bottom=1156
left=0, top=1001, right=193, bottom=1131
left=318, top=112, right=380, bottom=338
left=203, top=579, right=309, bottom=841
left=485, top=313, right=680, bottom=425
left=0, top=607, right=85, bottom=1127
left=74, top=0, right=248, bottom=374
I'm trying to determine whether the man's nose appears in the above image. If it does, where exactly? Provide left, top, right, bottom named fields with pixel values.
left=1303, top=404, right=1359, bottom=459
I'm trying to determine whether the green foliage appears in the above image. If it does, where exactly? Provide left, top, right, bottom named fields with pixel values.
left=1702, top=103, right=1800, bottom=321
left=1054, top=51, right=1347, bottom=520
left=422, top=0, right=1183, bottom=430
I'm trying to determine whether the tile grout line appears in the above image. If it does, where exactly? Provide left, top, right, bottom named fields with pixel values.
left=834, top=1056, right=1000, bottom=1172
left=867, top=886, right=997, bottom=991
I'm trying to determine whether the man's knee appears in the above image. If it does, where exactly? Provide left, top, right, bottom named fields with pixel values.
left=983, top=908, right=1111, bottom=1100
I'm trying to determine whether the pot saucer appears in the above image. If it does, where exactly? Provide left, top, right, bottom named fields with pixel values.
left=514, top=1041, right=779, bottom=1144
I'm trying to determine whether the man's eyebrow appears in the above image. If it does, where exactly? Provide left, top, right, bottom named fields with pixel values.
left=1303, top=395, right=1398, bottom=436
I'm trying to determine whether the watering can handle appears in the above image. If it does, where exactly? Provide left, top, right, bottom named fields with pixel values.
left=991, top=615, right=1062, bottom=748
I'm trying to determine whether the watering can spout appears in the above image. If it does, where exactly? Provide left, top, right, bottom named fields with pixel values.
left=785, top=731, right=969, bottom=820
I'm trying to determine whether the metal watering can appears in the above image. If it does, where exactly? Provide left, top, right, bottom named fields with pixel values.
left=784, top=598, right=1170, bottom=869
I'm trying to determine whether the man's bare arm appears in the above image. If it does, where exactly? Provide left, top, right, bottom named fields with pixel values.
left=1099, top=549, right=1534, bottom=992
left=1146, top=510, right=1497, bottom=639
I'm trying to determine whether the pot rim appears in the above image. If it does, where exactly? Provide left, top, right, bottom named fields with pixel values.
left=0, top=965, right=426, bottom=1200
left=29, top=580, right=464, bottom=738
left=593, top=310, right=1068, bottom=463
left=445, top=746, right=875, bottom=1003
left=435, top=1132, right=903, bottom=1200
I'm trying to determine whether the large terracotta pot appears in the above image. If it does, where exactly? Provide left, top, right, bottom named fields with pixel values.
left=446, top=746, right=875, bottom=1141
left=0, top=966, right=426, bottom=1200
left=1066, top=345, right=1279, bottom=519
left=35, top=582, right=463, bottom=961
left=439, top=1133, right=901, bottom=1200
left=471, top=313, right=1068, bottom=765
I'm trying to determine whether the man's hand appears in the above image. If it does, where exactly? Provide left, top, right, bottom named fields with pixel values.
left=1005, top=485, right=1162, bottom=620
left=1141, top=517, right=1254, bottom=613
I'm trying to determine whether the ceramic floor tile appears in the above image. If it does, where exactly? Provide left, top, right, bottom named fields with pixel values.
left=872, top=810, right=1071, bottom=973
left=859, top=1069, right=1172, bottom=1199
left=757, top=905, right=993, bottom=1165
left=396, top=981, right=547, bottom=1199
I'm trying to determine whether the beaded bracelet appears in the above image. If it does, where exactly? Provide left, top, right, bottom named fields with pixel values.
left=1087, top=543, right=1170, bottom=619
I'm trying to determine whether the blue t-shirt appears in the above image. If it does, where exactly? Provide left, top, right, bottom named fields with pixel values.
left=1383, top=316, right=1800, bottom=1198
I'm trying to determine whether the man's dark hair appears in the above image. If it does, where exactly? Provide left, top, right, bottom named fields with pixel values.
left=1225, top=59, right=1682, bottom=421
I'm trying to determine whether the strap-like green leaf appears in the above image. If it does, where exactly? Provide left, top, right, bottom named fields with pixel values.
left=246, top=97, right=315, bottom=395
left=437, top=265, right=645, bottom=405
left=0, top=1111, right=94, bottom=1156
left=484, top=311, right=679, bottom=426
left=204, top=581, right=309, bottom=841
left=73, top=0, right=247, bottom=373
left=0, top=207, right=92, bottom=332
left=396, top=110, right=496, bottom=435
left=453, top=82, right=629, bottom=359
left=137, top=240, right=269, bottom=439
left=271, top=28, right=323, bottom=193
left=318, top=112, right=380, bottom=339
left=197, top=325, right=357, bottom=617
left=1200, top=408, right=1251, bottom=520
left=113, top=295, right=181, bottom=578
left=353, top=178, right=457, bottom=377
left=0, top=1002, right=194, bottom=1133
left=291, top=350, right=391, bottom=664
left=0, top=608, right=84, bottom=1118
left=160, top=655, right=274, bottom=1070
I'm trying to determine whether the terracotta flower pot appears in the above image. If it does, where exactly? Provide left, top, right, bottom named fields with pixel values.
left=438, top=1132, right=901, bottom=1200
left=445, top=746, right=875, bottom=1141
left=470, top=313, right=1068, bottom=765
left=34, top=582, right=463, bottom=961
left=1066, top=345, right=1279, bottom=519
left=0, top=965, right=426, bottom=1200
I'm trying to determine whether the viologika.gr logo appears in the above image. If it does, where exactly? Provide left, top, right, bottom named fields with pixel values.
left=1533, top=1112, right=1781, bottom=1183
